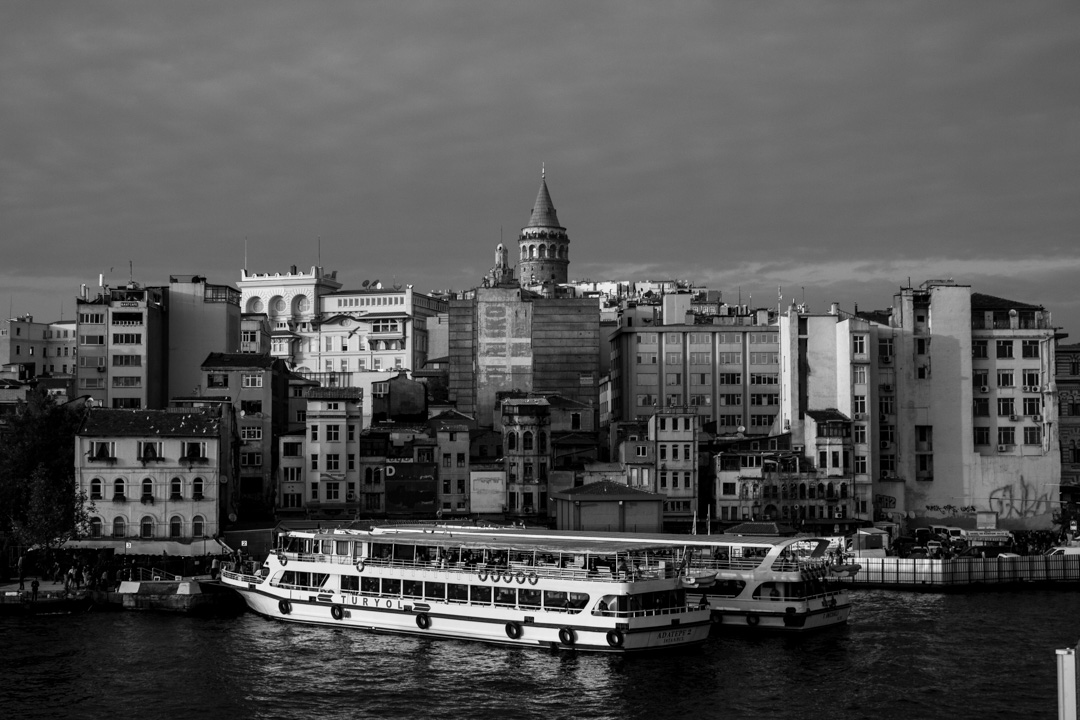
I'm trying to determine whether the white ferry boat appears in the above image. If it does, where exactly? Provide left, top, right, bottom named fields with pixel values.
left=220, top=524, right=713, bottom=652
left=672, top=534, right=856, bottom=631
left=449, top=529, right=856, bottom=632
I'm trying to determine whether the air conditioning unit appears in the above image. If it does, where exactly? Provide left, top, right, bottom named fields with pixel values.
left=1033, top=414, right=1043, bottom=422
left=882, top=384, right=893, bottom=392
left=880, top=441, right=890, bottom=449
left=881, top=356, right=892, bottom=364
left=979, top=386, right=989, bottom=393
left=1009, top=414, right=1019, bottom=421
left=854, top=413, right=866, bottom=420
left=880, top=414, right=888, bottom=422
left=997, top=444, right=1009, bottom=452
left=1022, top=385, right=1033, bottom=393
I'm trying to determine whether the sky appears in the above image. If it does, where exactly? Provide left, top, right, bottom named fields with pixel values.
left=2, top=2, right=1079, bottom=337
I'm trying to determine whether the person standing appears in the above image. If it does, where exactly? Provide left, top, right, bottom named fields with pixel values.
left=17, top=554, right=26, bottom=591
left=30, top=578, right=39, bottom=602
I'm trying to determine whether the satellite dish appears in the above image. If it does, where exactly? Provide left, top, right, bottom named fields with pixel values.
left=737, top=425, right=746, bottom=433
left=362, top=280, right=370, bottom=288
left=239, top=410, right=245, bottom=418
left=373, top=279, right=381, bottom=288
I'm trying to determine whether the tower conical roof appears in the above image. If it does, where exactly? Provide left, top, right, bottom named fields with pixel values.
left=526, top=175, right=563, bottom=229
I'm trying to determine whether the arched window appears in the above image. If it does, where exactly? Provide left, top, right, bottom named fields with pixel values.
left=90, top=478, right=103, bottom=500
left=246, top=297, right=264, bottom=314
left=817, top=483, right=826, bottom=499
left=507, top=432, right=517, bottom=451
left=141, top=478, right=153, bottom=499
left=539, top=432, right=547, bottom=453
left=365, top=467, right=374, bottom=484
left=112, top=517, right=126, bottom=538
left=90, top=517, right=103, bottom=538
left=523, top=431, right=534, bottom=451
left=799, top=483, right=807, bottom=499
left=374, top=467, right=382, bottom=484
left=193, top=477, right=204, bottom=500
left=193, top=516, right=204, bottom=537
left=140, top=516, right=154, bottom=539
left=539, top=245, right=547, bottom=259
left=827, top=482, right=835, bottom=499
left=170, top=477, right=182, bottom=500
left=840, top=483, right=848, bottom=499
left=169, top=516, right=183, bottom=538
left=113, top=478, right=126, bottom=500
left=530, top=245, right=536, bottom=259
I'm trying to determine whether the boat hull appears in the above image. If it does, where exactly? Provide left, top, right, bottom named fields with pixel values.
left=226, top=582, right=712, bottom=653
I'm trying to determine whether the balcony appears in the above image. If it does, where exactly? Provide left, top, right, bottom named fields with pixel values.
left=140, top=495, right=154, bottom=505
left=112, top=494, right=127, bottom=503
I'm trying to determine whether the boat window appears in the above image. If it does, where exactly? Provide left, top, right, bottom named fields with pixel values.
left=341, top=575, right=359, bottom=593
left=393, top=544, right=416, bottom=563
left=519, top=588, right=541, bottom=608
left=753, top=582, right=784, bottom=600
left=708, top=579, right=746, bottom=598
left=567, top=592, right=589, bottom=612
left=381, top=578, right=401, bottom=595
left=370, top=542, right=392, bottom=561
left=335, top=540, right=350, bottom=556
left=353, top=541, right=364, bottom=558
left=544, top=590, right=569, bottom=610
left=494, top=586, right=516, bottom=607
left=424, top=582, right=446, bottom=601
left=312, top=573, right=329, bottom=588
left=291, top=571, right=310, bottom=588
left=360, top=577, right=379, bottom=595
left=447, top=583, right=468, bottom=603
left=470, top=585, right=492, bottom=605
left=402, top=579, right=423, bottom=598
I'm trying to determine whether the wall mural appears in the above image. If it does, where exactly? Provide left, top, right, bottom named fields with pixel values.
left=987, top=474, right=1053, bottom=519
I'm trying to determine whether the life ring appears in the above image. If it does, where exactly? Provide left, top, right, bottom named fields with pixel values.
left=416, top=613, right=431, bottom=630
left=477, top=571, right=488, bottom=582
left=515, top=571, right=526, bottom=584
left=505, top=622, right=522, bottom=639
left=606, top=629, right=624, bottom=648
left=278, top=599, right=291, bottom=615
left=501, top=572, right=513, bottom=583
left=331, top=605, right=344, bottom=621
left=355, top=559, right=365, bottom=573
left=527, top=572, right=539, bottom=585
left=746, top=614, right=759, bottom=626
left=279, top=554, right=288, bottom=567
left=558, top=627, right=576, bottom=646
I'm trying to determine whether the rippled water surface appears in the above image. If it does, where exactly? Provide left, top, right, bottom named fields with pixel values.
left=2, top=589, right=1078, bottom=720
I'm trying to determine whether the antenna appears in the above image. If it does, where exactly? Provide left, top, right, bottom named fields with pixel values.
left=318, top=236, right=322, bottom=267
left=129, top=260, right=133, bottom=283
left=244, top=236, right=248, bottom=271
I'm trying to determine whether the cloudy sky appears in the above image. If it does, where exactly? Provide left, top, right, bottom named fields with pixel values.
left=3, top=2, right=1079, bottom=336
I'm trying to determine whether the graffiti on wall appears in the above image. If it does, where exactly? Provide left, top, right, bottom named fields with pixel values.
left=988, top=475, right=1053, bottom=519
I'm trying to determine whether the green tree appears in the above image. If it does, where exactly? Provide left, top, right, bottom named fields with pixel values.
left=0, top=387, right=90, bottom=549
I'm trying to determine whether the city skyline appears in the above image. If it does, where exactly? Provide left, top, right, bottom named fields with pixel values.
left=3, top=3, right=1078, bottom=335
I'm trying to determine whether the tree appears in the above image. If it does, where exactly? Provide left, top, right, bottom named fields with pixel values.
left=0, top=387, right=90, bottom=550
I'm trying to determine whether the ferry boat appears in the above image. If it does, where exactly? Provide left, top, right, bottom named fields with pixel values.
left=220, top=524, right=713, bottom=652
left=672, top=534, right=856, bottom=631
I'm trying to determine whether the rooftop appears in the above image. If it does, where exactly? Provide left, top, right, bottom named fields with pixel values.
left=79, top=408, right=221, bottom=438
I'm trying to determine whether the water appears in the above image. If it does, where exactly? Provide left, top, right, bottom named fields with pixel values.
left=2, top=588, right=1078, bottom=720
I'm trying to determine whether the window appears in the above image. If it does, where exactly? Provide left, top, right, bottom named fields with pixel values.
left=170, top=477, right=182, bottom=500
left=998, top=427, right=1015, bottom=446
left=750, top=393, right=778, bottom=405
left=974, top=426, right=990, bottom=446
left=90, top=517, right=103, bottom=538
left=296, top=410, right=306, bottom=423
left=853, top=366, right=867, bottom=385
left=853, top=395, right=866, bottom=414
left=996, top=340, right=1014, bottom=359
left=973, top=398, right=990, bottom=416
left=311, top=425, right=319, bottom=442
left=571, top=413, right=581, bottom=430
left=1023, top=397, right=1042, bottom=416
left=112, top=354, right=142, bottom=366
left=326, top=454, right=340, bottom=471
left=666, top=373, right=682, bottom=386
left=689, top=352, right=711, bottom=364
left=442, top=454, right=451, bottom=468
left=326, top=425, right=340, bottom=442
left=242, top=373, right=263, bottom=388
left=636, top=353, right=657, bottom=365
left=457, top=453, right=465, bottom=467
left=283, top=467, right=302, bottom=482
left=750, top=352, right=778, bottom=365
left=140, top=516, right=154, bottom=539
left=720, top=394, right=742, bottom=406
left=242, top=330, right=257, bottom=343
left=79, top=335, right=105, bottom=346
left=750, top=414, right=774, bottom=427
left=854, top=425, right=866, bottom=444
left=666, top=352, right=682, bottom=365
left=193, top=477, right=204, bottom=500
left=182, top=442, right=206, bottom=459
left=112, top=517, right=126, bottom=538
left=283, top=442, right=302, bottom=457
left=854, top=456, right=867, bottom=474
left=193, top=516, right=205, bottom=537
left=1022, top=340, right=1039, bottom=358
left=207, top=373, right=228, bottom=388
left=138, top=441, right=162, bottom=460
left=240, top=452, right=262, bottom=466
left=853, top=335, right=866, bottom=354
left=972, top=340, right=988, bottom=359
left=241, top=400, right=262, bottom=415
left=240, top=426, right=262, bottom=441
left=1023, top=369, right=1041, bottom=387
left=523, top=431, right=534, bottom=451
left=718, top=352, right=740, bottom=365
left=1023, top=426, right=1042, bottom=445
left=997, top=370, right=1014, bottom=387
left=997, top=398, right=1015, bottom=417
left=916, top=338, right=929, bottom=355
left=112, top=333, right=142, bottom=344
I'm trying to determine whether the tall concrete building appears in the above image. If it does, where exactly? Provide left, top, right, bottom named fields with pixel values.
left=1056, top=342, right=1080, bottom=506
left=165, top=276, right=242, bottom=400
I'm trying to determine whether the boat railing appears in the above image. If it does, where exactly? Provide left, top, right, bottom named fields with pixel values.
left=592, top=603, right=700, bottom=619
left=221, top=569, right=264, bottom=585
left=277, top=551, right=680, bottom=582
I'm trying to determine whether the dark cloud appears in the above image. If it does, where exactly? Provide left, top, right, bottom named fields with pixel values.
left=2, top=2, right=1078, bottom=333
